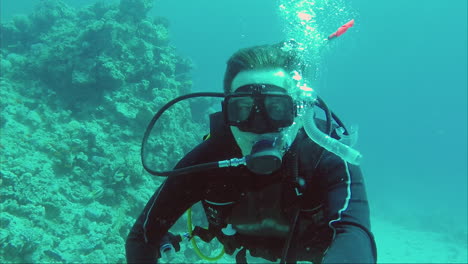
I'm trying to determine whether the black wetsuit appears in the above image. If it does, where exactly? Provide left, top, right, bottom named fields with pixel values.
left=126, top=113, right=377, bottom=263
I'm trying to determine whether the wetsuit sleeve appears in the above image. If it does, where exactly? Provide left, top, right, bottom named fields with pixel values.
left=319, top=153, right=377, bottom=264
left=125, top=140, right=212, bottom=263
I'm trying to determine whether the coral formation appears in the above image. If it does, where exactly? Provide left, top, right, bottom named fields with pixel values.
left=0, top=0, right=205, bottom=262
left=1, top=0, right=190, bottom=109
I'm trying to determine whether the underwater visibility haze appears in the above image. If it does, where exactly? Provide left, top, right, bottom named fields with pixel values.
left=0, top=0, right=467, bottom=263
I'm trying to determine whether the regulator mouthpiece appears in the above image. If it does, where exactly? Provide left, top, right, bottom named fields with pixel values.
left=246, top=139, right=282, bottom=175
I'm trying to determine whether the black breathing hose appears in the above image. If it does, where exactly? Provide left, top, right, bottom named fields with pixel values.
left=141, top=92, right=225, bottom=176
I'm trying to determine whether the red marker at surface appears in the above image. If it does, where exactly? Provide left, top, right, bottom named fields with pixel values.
left=328, top=19, right=355, bottom=40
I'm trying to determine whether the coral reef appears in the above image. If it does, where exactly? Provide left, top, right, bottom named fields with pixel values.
left=1, top=0, right=192, bottom=109
left=0, top=0, right=207, bottom=262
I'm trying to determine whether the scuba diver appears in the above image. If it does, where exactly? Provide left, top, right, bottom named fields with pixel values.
left=125, top=41, right=377, bottom=263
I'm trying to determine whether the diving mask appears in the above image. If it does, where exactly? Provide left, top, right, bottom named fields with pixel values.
left=223, top=84, right=297, bottom=134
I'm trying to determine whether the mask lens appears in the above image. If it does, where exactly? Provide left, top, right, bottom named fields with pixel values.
left=227, top=96, right=254, bottom=123
left=224, top=85, right=296, bottom=132
left=264, top=96, right=293, bottom=121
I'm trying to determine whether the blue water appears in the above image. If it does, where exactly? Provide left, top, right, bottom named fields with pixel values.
left=2, top=0, right=467, bottom=262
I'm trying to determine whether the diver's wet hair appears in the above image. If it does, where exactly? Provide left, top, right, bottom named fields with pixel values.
left=223, top=40, right=304, bottom=94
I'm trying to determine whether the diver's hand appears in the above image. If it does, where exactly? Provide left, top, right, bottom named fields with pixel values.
left=158, top=232, right=182, bottom=262
left=166, top=232, right=182, bottom=252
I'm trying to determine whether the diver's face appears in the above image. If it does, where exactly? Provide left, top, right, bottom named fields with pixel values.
left=229, top=68, right=299, bottom=156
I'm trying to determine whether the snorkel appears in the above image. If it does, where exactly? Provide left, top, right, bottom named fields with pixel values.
left=283, top=19, right=362, bottom=165
left=291, top=72, right=362, bottom=165
left=302, top=106, right=362, bottom=164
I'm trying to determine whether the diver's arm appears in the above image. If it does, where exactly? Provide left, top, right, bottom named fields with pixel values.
left=125, top=141, right=213, bottom=263
left=319, top=154, right=377, bottom=264
left=125, top=174, right=204, bottom=263
left=125, top=182, right=168, bottom=263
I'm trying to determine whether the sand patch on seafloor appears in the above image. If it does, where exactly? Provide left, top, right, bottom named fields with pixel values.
left=372, top=217, right=467, bottom=263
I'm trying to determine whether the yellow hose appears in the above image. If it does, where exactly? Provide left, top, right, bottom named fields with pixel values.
left=187, top=208, right=225, bottom=261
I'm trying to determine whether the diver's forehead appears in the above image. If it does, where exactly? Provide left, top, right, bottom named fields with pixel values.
left=232, top=68, right=290, bottom=92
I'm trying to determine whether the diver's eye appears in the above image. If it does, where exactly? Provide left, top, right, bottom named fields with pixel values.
left=265, top=97, right=287, bottom=120
left=228, top=97, right=254, bottom=121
